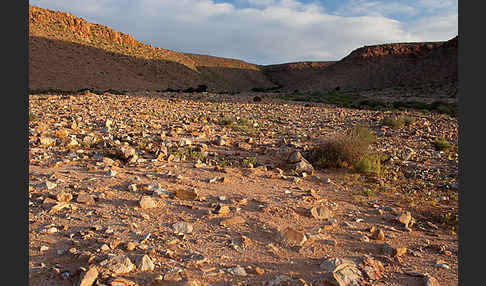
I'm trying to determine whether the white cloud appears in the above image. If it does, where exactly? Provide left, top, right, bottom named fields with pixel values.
left=29, top=0, right=457, bottom=65
left=337, top=0, right=419, bottom=18
left=407, top=13, right=458, bottom=41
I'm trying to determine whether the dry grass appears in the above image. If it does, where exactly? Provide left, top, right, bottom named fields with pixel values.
left=308, top=126, right=379, bottom=175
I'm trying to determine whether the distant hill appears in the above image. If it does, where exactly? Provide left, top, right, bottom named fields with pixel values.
left=263, top=37, right=457, bottom=99
left=29, top=5, right=275, bottom=93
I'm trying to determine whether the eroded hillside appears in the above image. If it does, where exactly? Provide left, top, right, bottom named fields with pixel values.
left=29, top=5, right=275, bottom=93
left=263, top=37, right=457, bottom=100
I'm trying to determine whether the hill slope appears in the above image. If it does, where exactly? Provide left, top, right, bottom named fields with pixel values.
left=263, top=37, right=457, bottom=99
left=29, top=5, right=275, bottom=93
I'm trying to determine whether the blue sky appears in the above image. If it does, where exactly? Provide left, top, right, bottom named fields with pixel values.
left=29, top=0, right=458, bottom=65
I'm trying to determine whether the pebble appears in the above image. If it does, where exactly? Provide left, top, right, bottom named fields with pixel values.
left=139, top=196, right=156, bottom=209
left=45, top=180, right=57, bottom=190
left=281, top=227, right=307, bottom=246
left=310, top=206, right=333, bottom=220
left=137, top=255, right=155, bottom=271
left=172, top=222, right=193, bottom=235
left=99, top=254, right=135, bottom=274
left=77, top=193, right=95, bottom=204
left=56, top=192, right=72, bottom=202
left=128, top=184, right=137, bottom=192
left=229, top=265, right=247, bottom=276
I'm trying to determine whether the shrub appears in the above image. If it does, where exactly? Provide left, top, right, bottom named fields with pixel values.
left=218, top=117, right=257, bottom=134
left=382, top=116, right=404, bottom=128
left=354, top=153, right=381, bottom=176
left=308, top=126, right=375, bottom=170
left=402, top=116, right=414, bottom=126
left=433, top=137, right=453, bottom=151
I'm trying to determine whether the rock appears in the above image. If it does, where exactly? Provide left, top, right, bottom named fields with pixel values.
left=45, top=227, right=58, bottom=234
left=116, top=145, right=138, bottom=163
left=424, top=274, right=441, bottom=286
left=382, top=242, right=407, bottom=257
left=179, top=138, right=192, bottom=146
left=40, top=136, right=56, bottom=146
left=266, top=275, right=292, bottom=286
left=109, top=277, right=136, bottom=286
left=229, top=265, right=247, bottom=276
left=77, top=193, right=95, bottom=204
left=40, top=245, right=49, bottom=252
left=99, top=254, right=135, bottom=274
left=128, top=184, right=137, bottom=192
left=67, top=137, right=80, bottom=148
left=107, top=169, right=118, bottom=177
left=255, top=267, right=265, bottom=275
left=215, top=135, right=226, bottom=146
left=49, top=202, right=71, bottom=213
left=320, top=263, right=363, bottom=286
left=397, top=211, right=412, bottom=228
left=100, top=244, right=110, bottom=251
left=183, top=280, right=202, bottom=286
left=172, top=222, right=193, bottom=235
left=175, top=188, right=199, bottom=200
left=281, top=227, right=307, bottom=246
left=139, top=196, right=156, bottom=209
left=103, top=157, right=116, bottom=166
left=220, top=216, right=245, bottom=227
left=237, top=142, right=251, bottom=150
left=372, top=229, right=385, bottom=241
left=321, top=177, right=332, bottom=183
left=56, top=192, right=72, bottom=202
left=310, top=206, right=333, bottom=220
left=288, top=151, right=303, bottom=163
left=76, top=266, right=98, bottom=286
left=292, top=158, right=314, bottom=174
left=126, top=242, right=136, bottom=251
left=45, top=180, right=57, bottom=190
left=358, top=255, right=385, bottom=281
left=320, top=257, right=356, bottom=272
left=137, top=255, right=155, bottom=271
left=213, top=204, right=230, bottom=214
left=147, top=183, right=171, bottom=197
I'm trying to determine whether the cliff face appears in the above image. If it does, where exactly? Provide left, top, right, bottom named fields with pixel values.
left=29, top=5, right=274, bottom=92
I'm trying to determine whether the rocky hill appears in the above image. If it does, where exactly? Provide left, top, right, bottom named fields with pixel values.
left=29, top=4, right=457, bottom=100
left=29, top=5, right=275, bottom=93
left=263, top=37, right=457, bottom=99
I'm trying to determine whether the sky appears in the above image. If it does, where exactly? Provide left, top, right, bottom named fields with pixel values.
left=29, top=0, right=458, bottom=65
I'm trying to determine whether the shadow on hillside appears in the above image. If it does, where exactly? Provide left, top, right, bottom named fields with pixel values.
left=29, top=36, right=274, bottom=93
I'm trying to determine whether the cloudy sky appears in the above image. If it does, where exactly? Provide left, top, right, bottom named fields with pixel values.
left=29, top=0, right=458, bottom=65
